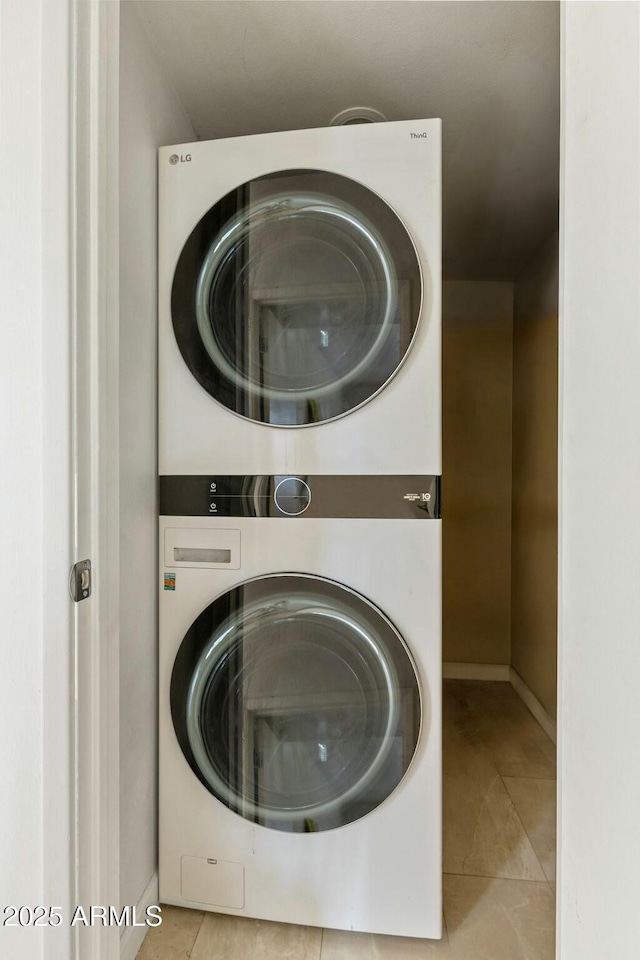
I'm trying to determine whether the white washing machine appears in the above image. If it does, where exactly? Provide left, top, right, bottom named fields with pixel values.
left=158, top=119, right=441, bottom=476
left=158, top=477, right=442, bottom=938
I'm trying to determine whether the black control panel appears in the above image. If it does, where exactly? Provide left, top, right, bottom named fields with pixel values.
left=159, top=475, right=441, bottom=520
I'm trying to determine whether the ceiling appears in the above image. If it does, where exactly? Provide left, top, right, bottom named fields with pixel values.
left=131, top=0, right=560, bottom=280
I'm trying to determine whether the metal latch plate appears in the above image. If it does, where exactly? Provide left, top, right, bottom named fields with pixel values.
left=70, top=559, right=91, bottom=602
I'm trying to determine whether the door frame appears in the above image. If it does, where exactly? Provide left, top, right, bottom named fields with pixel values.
left=68, top=1, right=121, bottom=958
left=74, top=1, right=564, bottom=946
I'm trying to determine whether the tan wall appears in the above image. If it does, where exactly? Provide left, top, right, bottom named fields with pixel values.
left=511, top=235, right=558, bottom=718
left=443, top=282, right=514, bottom=664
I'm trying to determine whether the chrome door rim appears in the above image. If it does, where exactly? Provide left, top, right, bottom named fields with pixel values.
left=194, top=192, right=399, bottom=403
left=176, top=572, right=423, bottom=828
left=186, top=600, right=398, bottom=822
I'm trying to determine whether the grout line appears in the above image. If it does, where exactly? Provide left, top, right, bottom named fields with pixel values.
left=443, top=871, right=552, bottom=885
left=442, top=909, right=450, bottom=945
left=500, top=773, right=552, bottom=884
left=497, top=773, right=557, bottom=781
left=187, top=912, right=207, bottom=959
left=500, top=775, right=556, bottom=783
left=319, top=926, right=325, bottom=959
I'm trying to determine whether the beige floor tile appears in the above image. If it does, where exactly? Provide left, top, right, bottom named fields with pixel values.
left=443, top=706, right=498, bottom=782
left=190, top=912, right=322, bottom=960
left=320, top=926, right=450, bottom=959
left=444, top=681, right=556, bottom=779
left=444, top=768, right=546, bottom=881
left=136, top=903, right=204, bottom=960
left=503, top=778, right=557, bottom=882
left=443, top=874, right=555, bottom=960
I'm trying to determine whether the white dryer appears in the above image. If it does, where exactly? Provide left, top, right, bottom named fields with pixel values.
left=159, top=477, right=442, bottom=938
left=158, top=119, right=441, bottom=476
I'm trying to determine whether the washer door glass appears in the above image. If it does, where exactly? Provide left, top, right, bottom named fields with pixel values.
left=171, top=170, right=422, bottom=426
left=171, top=575, right=422, bottom=832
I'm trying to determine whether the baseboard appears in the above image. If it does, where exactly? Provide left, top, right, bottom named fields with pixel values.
left=120, top=871, right=159, bottom=960
left=442, top=661, right=557, bottom=743
left=443, top=661, right=511, bottom=681
left=509, top=668, right=557, bottom=745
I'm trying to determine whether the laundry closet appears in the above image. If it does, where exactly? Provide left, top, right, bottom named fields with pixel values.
left=116, top=3, right=559, bottom=958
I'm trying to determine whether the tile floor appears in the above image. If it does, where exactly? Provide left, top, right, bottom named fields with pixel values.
left=137, top=680, right=556, bottom=960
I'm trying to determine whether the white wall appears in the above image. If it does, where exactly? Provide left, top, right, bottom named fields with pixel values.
left=0, top=3, right=44, bottom=955
left=559, top=3, right=640, bottom=957
left=0, top=1, right=73, bottom=959
left=118, top=1, right=197, bottom=926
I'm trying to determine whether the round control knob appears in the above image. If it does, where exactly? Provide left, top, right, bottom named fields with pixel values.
left=274, top=477, right=312, bottom=516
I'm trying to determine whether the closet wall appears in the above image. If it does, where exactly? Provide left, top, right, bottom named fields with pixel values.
left=442, top=282, right=514, bottom=665
left=511, top=235, right=559, bottom=718
left=119, top=3, right=196, bottom=914
left=443, top=247, right=558, bottom=694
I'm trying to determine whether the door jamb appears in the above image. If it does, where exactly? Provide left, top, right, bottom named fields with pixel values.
left=71, top=1, right=121, bottom=958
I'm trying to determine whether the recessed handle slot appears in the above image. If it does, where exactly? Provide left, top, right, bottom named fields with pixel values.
left=164, top=527, right=240, bottom=569
left=174, top=547, right=231, bottom=563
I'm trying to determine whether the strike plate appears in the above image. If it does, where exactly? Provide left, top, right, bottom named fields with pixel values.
left=70, top=559, right=92, bottom=602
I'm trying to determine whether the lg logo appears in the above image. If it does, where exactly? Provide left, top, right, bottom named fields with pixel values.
left=169, top=153, right=192, bottom=164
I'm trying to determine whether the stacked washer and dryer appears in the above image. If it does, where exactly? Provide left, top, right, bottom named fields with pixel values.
left=158, top=119, right=442, bottom=939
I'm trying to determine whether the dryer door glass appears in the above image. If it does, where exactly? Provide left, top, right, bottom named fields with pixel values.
left=171, top=170, right=423, bottom=426
left=171, top=575, right=422, bottom=832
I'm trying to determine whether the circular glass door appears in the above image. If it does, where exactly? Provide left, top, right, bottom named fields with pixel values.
left=171, top=575, right=422, bottom=832
left=171, top=170, right=422, bottom=426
